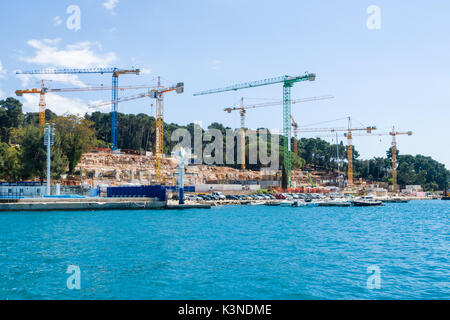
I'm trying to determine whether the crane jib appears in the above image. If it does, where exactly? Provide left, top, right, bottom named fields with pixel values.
left=193, top=73, right=315, bottom=96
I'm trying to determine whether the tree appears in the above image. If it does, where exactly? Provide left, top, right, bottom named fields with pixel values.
left=0, top=144, right=23, bottom=181
left=20, top=127, right=46, bottom=181
left=25, top=109, right=57, bottom=127
left=20, top=126, right=68, bottom=181
left=0, top=97, right=25, bottom=143
left=281, top=166, right=288, bottom=190
left=52, top=115, right=96, bottom=173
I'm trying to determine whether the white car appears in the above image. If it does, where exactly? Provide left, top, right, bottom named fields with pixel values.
left=212, top=191, right=226, bottom=200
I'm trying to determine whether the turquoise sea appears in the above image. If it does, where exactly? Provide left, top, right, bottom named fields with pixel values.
left=0, top=200, right=448, bottom=300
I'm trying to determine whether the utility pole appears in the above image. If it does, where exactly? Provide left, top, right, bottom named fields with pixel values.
left=44, top=124, right=55, bottom=196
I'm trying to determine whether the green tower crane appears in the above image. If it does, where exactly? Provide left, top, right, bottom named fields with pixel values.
left=194, top=73, right=316, bottom=187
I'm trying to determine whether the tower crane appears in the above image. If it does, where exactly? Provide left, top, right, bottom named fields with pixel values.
left=195, top=73, right=316, bottom=187
left=90, top=81, right=184, bottom=183
left=16, top=68, right=140, bottom=150
left=297, top=117, right=377, bottom=186
left=290, top=115, right=299, bottom=155
left=224, top=95, right=334, bottom=170
left=347, top=127, right=412, bottom=192
left=16, top=82, right=157, bottom=128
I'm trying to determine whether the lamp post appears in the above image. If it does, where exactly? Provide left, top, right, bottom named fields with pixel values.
left=44, top=124, right=55, bottom=196
left=175, top=148, right=190, bottom=205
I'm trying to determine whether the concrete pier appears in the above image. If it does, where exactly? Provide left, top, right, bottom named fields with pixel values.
left=0, top=197, right=167, bottom=212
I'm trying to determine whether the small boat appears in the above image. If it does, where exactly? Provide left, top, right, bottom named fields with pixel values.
left=248, top=201, right=264, bottom=206
left=319, top=201, right=351, bottom=207
left=382, top=198, right=409, bottom=203
left=351, top=196, right=383, bottom=207
left=303, top=202, right=319, bottom=207
left=280, top=200, right=301, bottom=207
left=264, top=202, right=280, bottom=206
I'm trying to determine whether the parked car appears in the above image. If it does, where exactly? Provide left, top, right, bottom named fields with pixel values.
left=275, top=194, right=287, bottom=200
left=212, top=191, right=226, bottom=200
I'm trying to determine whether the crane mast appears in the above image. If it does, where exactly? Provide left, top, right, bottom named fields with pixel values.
left=347, top=117, right=354, bottom=186
left=38, top=80, right=46, bottom=128
left=290, top=115, right=299, bottom=155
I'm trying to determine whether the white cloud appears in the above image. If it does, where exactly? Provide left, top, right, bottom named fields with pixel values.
left=22, top=93, right=90, bottom=116
left=22, top=39, right=117, bottom=68
left=17, top=39, right=117, bottom=87
left=53, top=16, right=62, bottom=26
left=0, top=60, right=7, bottom=78
left=103, top=0, right=119, bottom=12
left=210, top=59, right=222, bottom=71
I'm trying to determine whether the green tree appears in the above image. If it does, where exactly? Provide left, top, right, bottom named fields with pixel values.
left=0, top=144, right=23, bottom=181
left=21, top=126, right=68, bottom=181
left=0, top=97, right=25, bottom=143
left=52, top=115, right=96, bottom=173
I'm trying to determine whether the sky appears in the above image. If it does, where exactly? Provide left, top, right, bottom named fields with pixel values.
left=0, top=0, right=449, bottom=168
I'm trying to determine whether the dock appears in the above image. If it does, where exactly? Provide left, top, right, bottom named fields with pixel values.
left=0, top=197, right=167, bottom=212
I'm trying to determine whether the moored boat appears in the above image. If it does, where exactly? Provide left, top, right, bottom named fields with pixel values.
left=264, top=201, right=280, bottom=206
left=382, top=198, right=409, bottom=203
left=280, top=200, right=301, bottom=207
left=318, top=201, right=351, bottom=207
left=351, top=196, right=383, bottom=206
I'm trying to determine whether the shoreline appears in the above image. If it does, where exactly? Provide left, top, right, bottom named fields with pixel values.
left=0, top=196, right=439, bottom=212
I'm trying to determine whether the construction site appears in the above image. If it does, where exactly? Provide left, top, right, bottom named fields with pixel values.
left=3, top=66, right=431, bottom=205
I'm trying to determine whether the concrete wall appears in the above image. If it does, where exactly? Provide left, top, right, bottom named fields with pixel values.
left=195, top=184, right=261, bottom=192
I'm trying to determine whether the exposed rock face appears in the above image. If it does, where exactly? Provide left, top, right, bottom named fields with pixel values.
left=76, top=152, right=263, bottom=186
left=75, top=153, right=346, bottom=188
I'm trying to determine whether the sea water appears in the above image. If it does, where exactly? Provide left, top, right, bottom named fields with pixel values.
left=0, top=200, right=448, bottom=300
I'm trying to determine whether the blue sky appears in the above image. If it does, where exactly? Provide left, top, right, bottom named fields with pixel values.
left=0, top=0, right=449, bottom=168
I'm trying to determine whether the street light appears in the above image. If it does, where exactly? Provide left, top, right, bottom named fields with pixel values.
left=43, top=123, right=55, bottom=196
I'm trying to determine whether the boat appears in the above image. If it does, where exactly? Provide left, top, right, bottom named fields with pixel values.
left=303, top=202, right=320, bottom=207
left=248, top=201, right=264, bottom=206
left=280, top=200, right=301, bottom=207
left=351, top=196, right=383, bottom=207
left=318, top=200, right=351, bottom=207
left=264, top=202, right=280, bottom=206
left=382, top=198, right=409, bottom=203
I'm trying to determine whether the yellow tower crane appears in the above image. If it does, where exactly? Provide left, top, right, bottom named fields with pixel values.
left=297, top=117, right=376, bottom=187
left=224, top=95, right=334, bottom=170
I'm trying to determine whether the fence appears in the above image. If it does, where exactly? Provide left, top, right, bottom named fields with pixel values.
left=106, top=185, right=167, bottom=201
